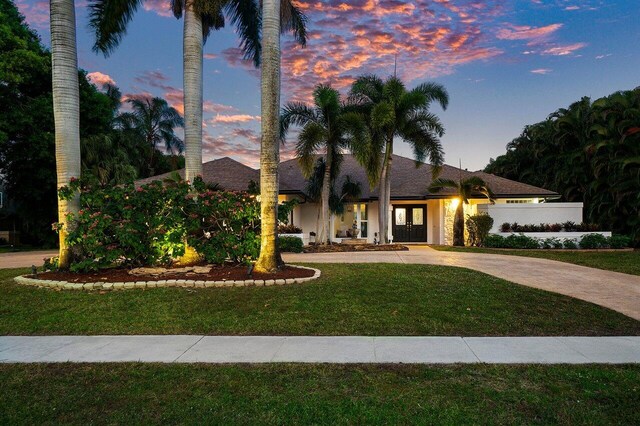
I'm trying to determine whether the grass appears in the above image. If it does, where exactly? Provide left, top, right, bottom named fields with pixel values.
left=1, top=363, right=639, bottom=424
left=2, top=264, right=638, bottom=336
left=431, top=245, right=640, bottom=276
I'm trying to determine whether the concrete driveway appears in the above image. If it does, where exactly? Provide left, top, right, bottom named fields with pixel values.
left=283, top=246, right=640, bottom=321
left=0, top=250, right=57, bottom=269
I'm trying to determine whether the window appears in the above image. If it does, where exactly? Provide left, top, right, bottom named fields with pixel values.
left=506, top=200, right=532, bottom=204
left=395, top=208, right=406, bottom=225
left=412, top=208, right=423, bottom=225
left=359, top=204, right=368, bottom=238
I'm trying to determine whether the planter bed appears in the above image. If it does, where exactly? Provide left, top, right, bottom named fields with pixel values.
left=304, top=243, right=408, bottom=253
left=14, top=265, right=320, bottom=290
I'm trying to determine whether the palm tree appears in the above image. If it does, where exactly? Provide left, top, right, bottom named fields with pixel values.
left=89, top=0, right=306, bottom=183
left=349, top=75, right=449, bottom=244
left=254, top=0, right=281, bottom=272
left=116, top=97, right=184, bottom=174
left=50, top=0, right=81, bottom=268
left=280, top=84, right=367, bottom=244
left=428, top=176, right=495, bottom=246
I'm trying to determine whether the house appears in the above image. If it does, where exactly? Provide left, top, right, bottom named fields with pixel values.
left=139, top=155, right=584, bottom=245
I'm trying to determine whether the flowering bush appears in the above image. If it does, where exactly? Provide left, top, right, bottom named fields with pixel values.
left=57, top=177, right=269, bottom=271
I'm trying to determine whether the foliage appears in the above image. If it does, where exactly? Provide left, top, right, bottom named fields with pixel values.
left=484, top=234, right=540, bottom=249
left=485, top=88, right=640, bottom=245
left=278, top=224, right=302, bottom=234
left=499, top=222, right=601, bottom=233
left=484, top=234, right=506, bottom=248
left=563, top=239, right=578, bottom=249
left=278, top=236, right=303, bottom=253
left=578, top=233, right=609, bottom=249
left=607, top=235, right=631, bottom=249
left=56, top=177, right=261, bottom=271
left=541, top=237, right=563, bottom=249
left=466, top=214, right=494, bottom=247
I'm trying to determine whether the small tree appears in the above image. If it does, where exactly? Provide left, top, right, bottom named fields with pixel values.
left=428, top=176, right=495, bottom=246
left=466, top=213, right=494, bottom=247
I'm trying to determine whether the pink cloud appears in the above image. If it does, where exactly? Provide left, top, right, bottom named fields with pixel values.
left=496, top=23, right=563, bottom=41
left=541, top=42, right=587, bottom=56
left=530, top=68, right=552, bottom=74
left=87, top=71, right=116, bottom=87
left=142, top=0, right=173, bottom=17
left=15, top=0, right=49, bottom=28
left=203, top=53, right=218, bottom=60
left=211, top=114, right=261, bottom=124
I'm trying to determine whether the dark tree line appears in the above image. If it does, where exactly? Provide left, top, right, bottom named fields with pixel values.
left=485, top=88, right=640, bottom=245
left=0, top=0, right=184, bottom=245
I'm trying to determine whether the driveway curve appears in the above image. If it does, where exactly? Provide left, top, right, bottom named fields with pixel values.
left=283, top=246, right=640, bottom=321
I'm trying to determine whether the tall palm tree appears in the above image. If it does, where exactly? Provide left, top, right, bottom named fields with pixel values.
left=89, top=0, right=306, bottom=183
left=280, top=84, right=367, bottom=244
left=116, top=97, right=184, bottom=173
left=349, top=75, right=449, bottom=244
left=254, top=0, right=281, bottom=272
left=50, top=0, right=81, bottom=268
left=428, top=176, right=495, bottom=246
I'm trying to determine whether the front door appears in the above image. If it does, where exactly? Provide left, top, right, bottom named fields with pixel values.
left=392, top=205, right=427, bottom=242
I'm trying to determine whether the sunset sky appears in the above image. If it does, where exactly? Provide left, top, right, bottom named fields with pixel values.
left=15, top=0, right=639, bottom=170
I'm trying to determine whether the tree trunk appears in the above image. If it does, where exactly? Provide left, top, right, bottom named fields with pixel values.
left=254, top=0, right=283, bottom=273
left=51, top=0, right=81, bottom=269
left=378, top=138, right=393, bottom=244
left=319, top=151, right=332, bottom=244
left=453, top=202, right=465, bottom=246
left=183, top=0, right=203, bottom=183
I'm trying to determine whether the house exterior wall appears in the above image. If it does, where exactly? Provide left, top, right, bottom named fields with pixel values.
left=477, top=202, right=584, bottom=233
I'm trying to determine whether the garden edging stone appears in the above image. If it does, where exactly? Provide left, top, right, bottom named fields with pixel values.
left=13, top=265, right=321, bottom=291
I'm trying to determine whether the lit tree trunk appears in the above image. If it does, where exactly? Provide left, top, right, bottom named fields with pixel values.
left=453, top=201, right=465, bottom=246
left=51, top=0, right=81, bottom=269
left=183, top=0, right=203, bottom=182
left=319, top=150, right=332, bottom=244
left=255, top=0, right=282, bottom=272
left=378, top=138, right=393, bottom=244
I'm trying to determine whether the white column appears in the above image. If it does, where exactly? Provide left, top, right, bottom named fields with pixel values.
left=388, top=204, right=393, bottom=243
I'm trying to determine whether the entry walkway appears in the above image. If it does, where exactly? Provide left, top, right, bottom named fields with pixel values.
left=283, top=246, right=640, bottom=320
left=2, top=335, right=639, bottom=364
left=0, top=250, right=57, bottom=269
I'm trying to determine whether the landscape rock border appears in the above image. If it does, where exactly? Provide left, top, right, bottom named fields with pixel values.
left=13, top=265, right=321, bottom=291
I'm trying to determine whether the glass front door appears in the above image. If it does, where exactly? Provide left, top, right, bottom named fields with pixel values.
left=392, top=205, right=427, bottom=242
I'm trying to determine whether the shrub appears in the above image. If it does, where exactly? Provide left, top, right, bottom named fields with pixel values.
left=607, top=235, right=631, bottom=249
left=278, top=224, right=302, bottom=234
left=279, top=236, right=303, bottom=253
left=579, top=233, right=609, bottom=249
left=549, top=223, right=562, bottom=232
left=0, top=237, right=7, bottom=245
left=484, top=234, right=506, bottom=248
left=541, top=237, right=563, bottom=249
left=57, top=177, right=269, bottom=271
left=500, top=223, right=511, bottom=232
left=562, top=239, right=578, bottom=249
left=466, top=214, right=494, bottom=247
left=503, top=234, right=540, bottom=249
left=562, top=221, right=577, bottom=232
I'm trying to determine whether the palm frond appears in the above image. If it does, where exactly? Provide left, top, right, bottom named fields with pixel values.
left=89, top=0, right=143, bottom=56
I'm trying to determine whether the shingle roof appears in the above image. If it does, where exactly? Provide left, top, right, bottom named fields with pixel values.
left=278, top=154, right=559, bottom=199
left=135, top=157, right=259, bottom=191
left=138, top=154, right=558, bottom=199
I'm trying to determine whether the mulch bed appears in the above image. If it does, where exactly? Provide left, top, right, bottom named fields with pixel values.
left=303, top=243, right=409, bottom=253
left=33, top=265, right=314, bottom=284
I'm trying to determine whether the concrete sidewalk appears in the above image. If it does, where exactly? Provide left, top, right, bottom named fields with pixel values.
left=0, top=250, right=57, bottom=269
left=2, top=335, right=639, bottom=364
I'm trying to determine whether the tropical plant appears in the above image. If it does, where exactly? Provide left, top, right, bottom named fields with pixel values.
left=278, top=235, right=303, bottom=253
left=89, top=0, right=306, bottom=183
left=428, top=176, right=495, bottom=246
left=115, top=97, right=184, bottom=173
left=349, top=75, right=448, bottom=243
left=49, top=0, right=82, bottom=268
left=466, top=213, right=494, bottom=247
left=486, top=88, right=640, bottom=245
left=280, top=84, right=367, bottom=243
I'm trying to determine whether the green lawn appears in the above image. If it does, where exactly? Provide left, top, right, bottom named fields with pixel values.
left=431, top=245, right=640, bottom=276
left=1, top=364, right=639, bottom=425
left=2, top=264, right=638, bottom=336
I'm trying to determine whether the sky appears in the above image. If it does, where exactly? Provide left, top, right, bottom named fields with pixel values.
left=15, top=0, right=640, bottom=170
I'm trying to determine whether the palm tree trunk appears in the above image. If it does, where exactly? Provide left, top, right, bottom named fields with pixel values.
left=319, top=151, right=332, bottom=244
left=254, top=0, right=282, bottom=273
left=50, top=0, right=81, bottom=269
left=453, top=202, right=465, bottom=246
left=183, top=0, right=203, bottom=183
left=378, top=138, right=393, bottom=244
